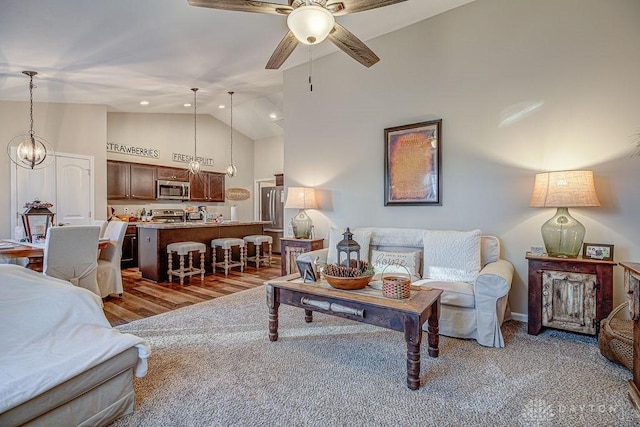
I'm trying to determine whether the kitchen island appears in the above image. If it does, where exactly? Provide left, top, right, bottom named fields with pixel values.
left=137, top=221, right=268, bottom=282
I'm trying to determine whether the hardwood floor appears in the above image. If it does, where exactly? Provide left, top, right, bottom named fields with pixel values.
left=103, top=256, right=282, bottom=327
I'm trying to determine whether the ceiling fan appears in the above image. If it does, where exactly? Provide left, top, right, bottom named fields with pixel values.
left=188, top=0, right=408, bottom=69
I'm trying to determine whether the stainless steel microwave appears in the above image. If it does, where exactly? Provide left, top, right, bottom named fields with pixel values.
left=156, top=180, right=190, bottom=200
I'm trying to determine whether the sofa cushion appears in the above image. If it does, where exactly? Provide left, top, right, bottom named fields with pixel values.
left=423, top=229, right=481, bottom=282
left=415, top=279, right=475, bottom=308
left=370, top=249, right=421, bottom=277
left=327, top=228, right=372, bottom=265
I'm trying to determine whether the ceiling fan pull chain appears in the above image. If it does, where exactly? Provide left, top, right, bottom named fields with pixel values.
left=308, top=46, right=313, bottom=92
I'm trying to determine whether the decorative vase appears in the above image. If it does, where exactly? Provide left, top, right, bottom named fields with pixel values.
left=541, top=207, right=585, bottom=258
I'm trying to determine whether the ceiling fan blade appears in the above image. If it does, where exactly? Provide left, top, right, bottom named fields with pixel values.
left=265, top=31, right=299, bottom=69
left=188, top=0, right=292, bottom=15
left=329, top=0, right=407, bottom=16
left=327, top=23, right=380, bottom=68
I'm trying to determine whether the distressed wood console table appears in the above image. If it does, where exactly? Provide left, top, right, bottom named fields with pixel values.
left=265, top=275, right=442, bottom=390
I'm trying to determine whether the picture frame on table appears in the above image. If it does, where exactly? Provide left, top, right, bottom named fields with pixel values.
left=384, top=119, right=442, bottom=206
left=296, top=259, right=316, bottom=283
left=582, top=243, right=614, bottom=261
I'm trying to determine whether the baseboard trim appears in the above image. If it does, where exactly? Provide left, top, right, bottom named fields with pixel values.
left=510, top=312, right=527, bottom=323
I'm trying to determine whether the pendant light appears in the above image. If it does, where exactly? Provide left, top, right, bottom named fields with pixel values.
left=226, top=91, right=237, bottom=178
left=7, top=71, right=54, bottom=170
left=188, top=88, right=201, bottom=175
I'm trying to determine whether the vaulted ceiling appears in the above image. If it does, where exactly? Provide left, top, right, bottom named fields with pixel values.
left=0, top=0, right=474, bottom=140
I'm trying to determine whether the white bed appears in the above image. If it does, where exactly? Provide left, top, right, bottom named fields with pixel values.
left=0, top=264, right=149, bottom=426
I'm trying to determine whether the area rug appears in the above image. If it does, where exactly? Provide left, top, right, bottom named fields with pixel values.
left=114, top=286, right=638, bottom=426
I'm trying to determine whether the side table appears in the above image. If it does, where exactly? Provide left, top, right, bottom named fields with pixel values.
left=280, top=238, right=324, bottom=275
left=621, top=262, right=640, bottom=412
left=526, top=253, right=616, bottom=336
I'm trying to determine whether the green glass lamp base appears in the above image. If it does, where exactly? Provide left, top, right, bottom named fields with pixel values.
left=291, top=209, right=313, bottom=239
left=541, top=207, right=585, bottom=258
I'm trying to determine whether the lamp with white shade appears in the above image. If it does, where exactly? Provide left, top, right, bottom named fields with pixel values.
left=529, top=170, right=600, bottom=258
left=284, top=187, right=318, bottom=239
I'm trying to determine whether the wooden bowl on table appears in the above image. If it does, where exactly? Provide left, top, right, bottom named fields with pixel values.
left=323, top=273, right=373, bottom=290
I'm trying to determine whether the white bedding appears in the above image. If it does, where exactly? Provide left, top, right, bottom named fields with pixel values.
left=0, top=264, right=149, bottom=413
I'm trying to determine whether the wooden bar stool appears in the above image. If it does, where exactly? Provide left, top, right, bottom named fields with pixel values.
left=167, top=241, right=206, bottom=285
left=243, top=235, right=273, bottom=270
left=211, top=238, right=245, bottom=276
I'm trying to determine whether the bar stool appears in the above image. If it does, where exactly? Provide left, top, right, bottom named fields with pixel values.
left=243, top=235, right=273, bottom=270
left=167, top=241, right=206, bottom=285
left=211, top=238, right=245, bottom=276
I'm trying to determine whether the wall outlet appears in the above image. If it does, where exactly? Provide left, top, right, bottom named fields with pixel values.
left=124, top=207, right=129, bottom=214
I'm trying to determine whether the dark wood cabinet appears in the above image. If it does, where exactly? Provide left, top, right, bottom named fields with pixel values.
left=107, top=160, right=156, bottom=200
left=623, top=262, right=640, bottom=411
left=275, top=173, right=284, bottom=186
left=157, top=166, right=188, bottom=181
left=190, top=171, right=225, bottom=202
left=526, top=253, right=616, bottom=336
left=280, top=238, right=324, bottom=275
left=121, top=224, right=138, bottom=268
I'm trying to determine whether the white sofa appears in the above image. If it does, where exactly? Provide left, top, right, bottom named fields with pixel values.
left=303, top=227, right=514, bottom=348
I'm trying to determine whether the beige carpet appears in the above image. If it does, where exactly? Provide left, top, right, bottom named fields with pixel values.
left=114, top=286, right=638, bottom=426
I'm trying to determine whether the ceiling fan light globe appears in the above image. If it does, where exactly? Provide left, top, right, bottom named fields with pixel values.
left=287, top=5, right=335, bottom=45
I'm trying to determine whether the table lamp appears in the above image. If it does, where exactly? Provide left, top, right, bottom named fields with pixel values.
left=285, top=187, right=317, bottom=239
left=529, top=170, right=600, bottom=258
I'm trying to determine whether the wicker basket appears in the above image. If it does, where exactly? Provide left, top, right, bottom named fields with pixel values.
left=598, top=302, right=633, bottom=371
left=381, top=265, right=411, bottom=299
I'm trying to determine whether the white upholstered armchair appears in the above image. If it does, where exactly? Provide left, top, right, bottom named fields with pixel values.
left=301, top=227, right=514, bottom=348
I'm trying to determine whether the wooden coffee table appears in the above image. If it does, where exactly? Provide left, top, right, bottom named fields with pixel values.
left=265, top=274, right=442, bottom=390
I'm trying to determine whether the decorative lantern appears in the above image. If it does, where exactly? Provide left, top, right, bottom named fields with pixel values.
left=337, top=228, right=360, bottom=267
left=21, top=201, right=55, bottom=243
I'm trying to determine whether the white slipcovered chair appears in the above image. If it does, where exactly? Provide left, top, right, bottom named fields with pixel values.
left=97, top=221, right=128, bottom=298
left=94, top=220, right=108, bottom=238
left=43, top=225, right=101, bottom=296
left=303, top=227, right=514, bottom=348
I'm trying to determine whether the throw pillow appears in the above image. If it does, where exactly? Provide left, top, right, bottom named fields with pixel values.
left=370, top=249, right=421, bottom=277
left=326, top=228, right=372, bottom=265
left=423, top=229, right=481, bottom=283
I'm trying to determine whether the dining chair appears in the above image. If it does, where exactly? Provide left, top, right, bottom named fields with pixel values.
left=43, top=225, right=101, bottom=296
left=94, top=220, right=109, bottom=238
left=97, top=221, right=128, bottom=298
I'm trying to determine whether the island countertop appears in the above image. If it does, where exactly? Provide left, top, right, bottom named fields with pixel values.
left=135, top=220, right=270, bottom=229
left=137, top=220, right=269, bottom=282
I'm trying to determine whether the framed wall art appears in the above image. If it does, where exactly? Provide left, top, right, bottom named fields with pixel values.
left=384, top=119, right=442, bottom=206
left=582, top=243, right=614, bottom=261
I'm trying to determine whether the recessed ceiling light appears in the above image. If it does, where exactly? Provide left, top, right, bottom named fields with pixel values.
left=140, top=100, right=149, bottom=106
left=269, top=112, right=278, bottom=119
left=218, top=104, right=225, bottom=109
left=184, top=103, right=191, bottom=107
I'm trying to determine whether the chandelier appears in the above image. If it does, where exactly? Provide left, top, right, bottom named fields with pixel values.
left=7, top=71, right=54, bottom=170
left=188, top=88, right=201, bottom=175
left=226, top=91, right=237, bottom=178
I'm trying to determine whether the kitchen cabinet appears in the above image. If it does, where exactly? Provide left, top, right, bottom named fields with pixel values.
left=157, top=166, right=188, bottom=181
left=190, top=171, right=225, bottom=202
left=107, top=160, right=156, bottom=200
left=121, top=224, right=138, bottom=268
left=526, top=253, right=616, bottom=336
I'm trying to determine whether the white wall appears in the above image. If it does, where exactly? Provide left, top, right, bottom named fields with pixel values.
left=0, top=101, right=107, bottom=236
left=283, top=0, right=640, bottom=316
left=254, top=135, right=284, bottom=181
left=107, top=112, right=255, bottom=221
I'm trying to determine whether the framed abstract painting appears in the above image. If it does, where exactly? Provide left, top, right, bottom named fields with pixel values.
left=384, top=119, right=442, bottom=206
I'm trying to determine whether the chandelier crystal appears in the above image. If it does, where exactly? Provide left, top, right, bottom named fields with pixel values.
left=188, top=87, right=202, bottom=175
left=7, top=71, right=54, bottom=170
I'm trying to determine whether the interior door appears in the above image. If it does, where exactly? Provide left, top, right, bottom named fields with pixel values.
left=55, top=155, right=93, bottom=226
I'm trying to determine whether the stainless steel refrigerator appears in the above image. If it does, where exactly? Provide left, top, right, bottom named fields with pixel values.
left=261, top=186, right=284, bottom=254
